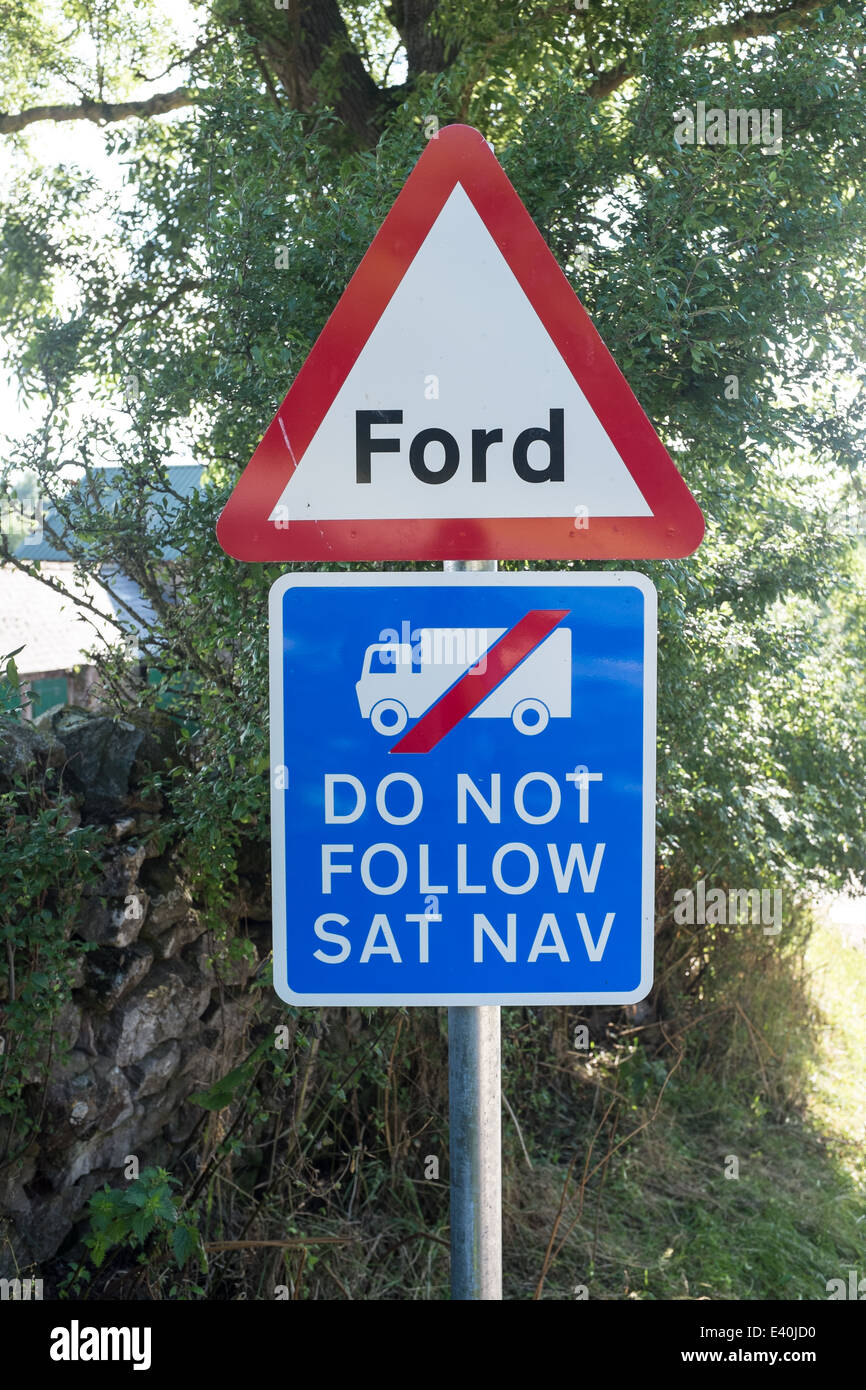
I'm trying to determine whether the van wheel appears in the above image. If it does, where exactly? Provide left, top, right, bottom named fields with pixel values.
left=512, top=699, right=549, bottom=734
left=370, top=699, right=409, bottom=735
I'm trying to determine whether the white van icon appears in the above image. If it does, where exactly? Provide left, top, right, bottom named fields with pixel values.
left=356, top=626, right=571, bottom=736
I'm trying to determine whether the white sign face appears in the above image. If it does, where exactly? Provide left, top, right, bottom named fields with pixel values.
left=268, top=186, right=652, bottom=527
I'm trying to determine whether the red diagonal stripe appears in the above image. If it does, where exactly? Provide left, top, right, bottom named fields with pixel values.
left=390, top=609, right=569, bottom=755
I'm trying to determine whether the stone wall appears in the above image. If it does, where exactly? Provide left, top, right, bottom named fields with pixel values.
left=0, top=708, right=268, bottom=1278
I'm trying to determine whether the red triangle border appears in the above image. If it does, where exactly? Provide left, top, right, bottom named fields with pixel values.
left=216, top=125, right=704, bottom=562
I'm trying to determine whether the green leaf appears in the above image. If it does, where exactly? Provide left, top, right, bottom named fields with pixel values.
left=172, top=1223, right=198, bottom=1268
left=189, top=1040, right=269, bottom=1111
left=131, top=1210, right=156, bottom=1241
left=155, top=1191, right=179, bottom=1224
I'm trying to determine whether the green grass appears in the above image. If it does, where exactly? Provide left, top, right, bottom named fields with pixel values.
left=500, top=915, right=866, bottom=1301
left=805, top=907, right=866, bottom=1184
left=57, top=917, right=866, bottom=1301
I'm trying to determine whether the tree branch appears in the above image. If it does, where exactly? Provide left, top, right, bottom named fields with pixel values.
left=240, top=0, right=393, bottom=148
left=588, top=0, right=831, bottom=100
left=385, top=1, right=456, bottom=80
left=0, top=86, right=197, bottom=136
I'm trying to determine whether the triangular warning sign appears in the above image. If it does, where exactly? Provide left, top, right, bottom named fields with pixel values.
left=216, top=125, right=704, bottom=562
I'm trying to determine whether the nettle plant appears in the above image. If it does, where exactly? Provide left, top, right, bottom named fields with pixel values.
left=64, top=1167, right=207, bottom=1297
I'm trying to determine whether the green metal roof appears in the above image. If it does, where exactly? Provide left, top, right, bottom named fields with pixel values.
left=13, top=466, right=204, bottom=562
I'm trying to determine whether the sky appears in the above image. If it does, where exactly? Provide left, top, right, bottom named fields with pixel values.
left=0, top=0, right=201, bottom=462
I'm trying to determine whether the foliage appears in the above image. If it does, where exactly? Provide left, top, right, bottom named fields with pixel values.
left=0, top=646, right=24, bottom=715
left=58, top=914, right=866, bottom=1300
left=2, top=4, right=864, bottom=913
left=189, top=1036, right=270, bottom=1110
left=0, top=665, right=103, bottom=1162
left=64, top=1166, right=207, bottom=1296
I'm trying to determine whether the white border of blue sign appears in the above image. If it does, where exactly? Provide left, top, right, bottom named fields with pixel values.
left=268, top=571, right=657, bottom=1006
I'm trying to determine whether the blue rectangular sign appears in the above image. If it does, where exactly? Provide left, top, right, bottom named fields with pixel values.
left=269, top=572, right=656, bottom=1005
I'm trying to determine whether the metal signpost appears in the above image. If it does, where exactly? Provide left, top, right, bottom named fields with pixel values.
left=445, top=557, right=501, bottom=1300
left=267, top=569, right=658, bottom=1295
left=219, top=122, right=703, bottom=1300
left=447, top=991, right=502, bottom=1300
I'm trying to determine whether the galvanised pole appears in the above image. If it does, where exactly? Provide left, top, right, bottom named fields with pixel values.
left=444, top=557, right=502, bottom=1301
